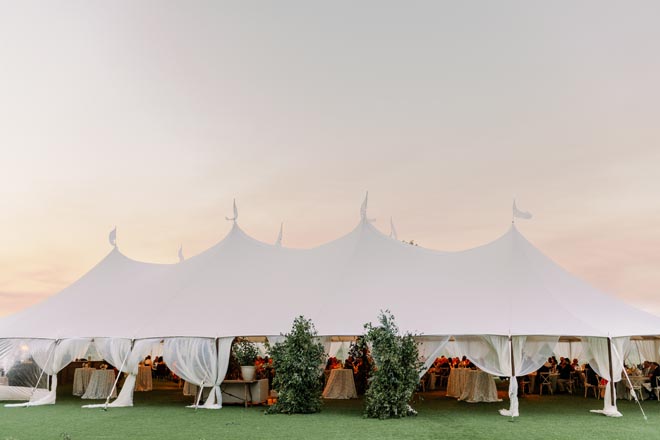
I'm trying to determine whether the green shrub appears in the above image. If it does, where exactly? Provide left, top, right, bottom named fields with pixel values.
left=364, top=311, right=422, bottom=419
left=267, top=316, right=326, bottom=414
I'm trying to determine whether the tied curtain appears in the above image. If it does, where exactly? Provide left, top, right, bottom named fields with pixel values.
left=163, top=337, right=233, bottom=409
left=83, top=338, right=161, bottom=408
left=582, top=337, right=630, bottom=417
left=453, top=335, right=558, bottom=417
left=417, top=336, right=451, bottom=379
left=5, top=338, right=90, bottom=407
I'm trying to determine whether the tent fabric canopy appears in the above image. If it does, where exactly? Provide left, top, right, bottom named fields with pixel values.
left=1, top=220, right=660, bottom=340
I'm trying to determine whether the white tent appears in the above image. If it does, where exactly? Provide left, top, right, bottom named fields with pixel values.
left=1, top=201, right=659, bottom=415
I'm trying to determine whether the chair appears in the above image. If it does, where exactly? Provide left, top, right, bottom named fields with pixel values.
left=582, top=372, right=599, bottom=398
left=539, top=372, right=553, bottom=396
left=519, top=376, right=530, bottom=395
left=597, top=376, right=607, bottom=400
left=437, top=367, right=450, bottom=389
left=627, top=377, right=644, bottom=401
left=570, top=371, right=580, bottom=391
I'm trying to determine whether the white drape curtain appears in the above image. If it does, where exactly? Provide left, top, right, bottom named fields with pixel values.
left=81, top=337, right=132, bottom=408
left=163, top=337, right=233, bottom=409
left=416, top=336, right=451, bottom=379
left=553, top=341, right=584, bottom=362
left=631, top=340, right=658, bottom=364
left=87, top=338, right=161, bottom=407
left=6, top=338, right=90, bottom=407
left=317, top=337, right=332, bottom=372
left=582, top=337, right=630, bottom=417
left=453, top=335, right=558, bottom=417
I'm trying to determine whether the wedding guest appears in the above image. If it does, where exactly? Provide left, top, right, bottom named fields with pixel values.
left=557, top=358, right=572, bottom=392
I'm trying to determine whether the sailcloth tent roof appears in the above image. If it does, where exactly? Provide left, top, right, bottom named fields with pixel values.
left=1, top=220, right=659, bottom=340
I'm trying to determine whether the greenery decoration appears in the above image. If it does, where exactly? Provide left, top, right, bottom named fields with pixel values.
left=267, top=316, right=326, bottom=414
left=232, top=338, right=259, bottom=366
left=363, top=310, right=422, bottom=419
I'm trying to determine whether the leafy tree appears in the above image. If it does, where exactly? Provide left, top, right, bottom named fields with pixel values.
left=364, top=311, right=422, bottom=419
left=267, top=316, right=326, bottom=414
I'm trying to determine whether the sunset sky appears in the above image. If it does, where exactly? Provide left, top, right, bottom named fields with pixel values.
left=1, top=1, right=659, bottom=317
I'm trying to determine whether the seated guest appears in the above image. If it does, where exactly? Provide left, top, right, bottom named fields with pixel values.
left=648, top=363, right=660, bottom=400
left=557, top=358, right=572, bottom=392
left=459, top=356, right=472, bottom=368
left=143, top=355, right=152, bottom=366
left=584, top=363, right=599, bottom=386
left=571, top=359, right=579, bottom=370
left=538, top=357, right=552, bottom=373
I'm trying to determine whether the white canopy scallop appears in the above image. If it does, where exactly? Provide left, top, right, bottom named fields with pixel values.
left=1, top=219, right=659, bottom=340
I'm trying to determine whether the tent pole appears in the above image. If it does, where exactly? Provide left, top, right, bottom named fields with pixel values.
left=509, top=336, right=515, bottom=377
left=607, top=337, right=615, bottom=407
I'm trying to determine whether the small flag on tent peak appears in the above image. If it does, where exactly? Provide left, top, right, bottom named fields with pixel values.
left=275, top=223, right=283, bottom=247
left=512, top=200, right=532, bottom=222
left=360, top=191, right=369, bottom=221
left=178, top=245, right=184, bottom=262
left=360, top=191, right=375, bottom=223
left=389, top=217, right=398, bottom=240
left=108, top=227, right=117, bottom=248
left=225, top=199, right=238, bottom=223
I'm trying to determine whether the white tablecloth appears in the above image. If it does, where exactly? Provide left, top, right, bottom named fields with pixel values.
left=447, top=368, right=500, bottom=403
left=81, top=370, right=117, bottom=400
left=135, top=366, right=153, bottom=392
left=73, top=367, right=95, bottom=396
left=322, top=369, right=358, bottom=399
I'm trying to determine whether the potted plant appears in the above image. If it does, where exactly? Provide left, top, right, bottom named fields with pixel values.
left=233, top=338, right=259, bottom=381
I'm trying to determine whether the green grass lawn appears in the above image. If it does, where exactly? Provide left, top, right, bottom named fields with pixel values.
left=1, top=387, right=658, bottom=440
